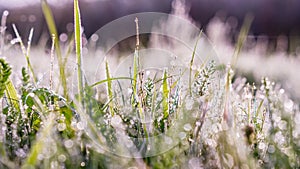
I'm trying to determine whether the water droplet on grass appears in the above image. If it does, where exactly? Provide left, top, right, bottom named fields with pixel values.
left=64, top=139, right=74, bottom=149
left=258, top=142, right=266, bottom=150
left=268, top=145, right=275, bottom=153
left=57, top=123, right=66, bottom=131
left=58, top=154, right=66, bottom=162
left=183, top=123, right=192, bottom=131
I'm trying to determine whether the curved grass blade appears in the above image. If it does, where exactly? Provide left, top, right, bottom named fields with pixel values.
left=74, top=0, right=84, bottom=105
left=89, top=77, right=134, bottom=88
left=41, top=0, right=68, bottom=99
left=231, top=14, right=254, bottom=68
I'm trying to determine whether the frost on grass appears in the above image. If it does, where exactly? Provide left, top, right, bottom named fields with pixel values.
left=0, top=1, right=299, bottom=169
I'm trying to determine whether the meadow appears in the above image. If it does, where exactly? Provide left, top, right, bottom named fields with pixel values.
left=0, top=0, right=299, bottom=168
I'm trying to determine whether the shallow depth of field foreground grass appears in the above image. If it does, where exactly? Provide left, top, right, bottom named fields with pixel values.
left=0, top=0, right=300, bottom=169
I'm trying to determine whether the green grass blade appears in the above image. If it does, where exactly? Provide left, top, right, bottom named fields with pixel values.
left=189, top=31, right=202, bottom=96
left=0, top=59, right=20, bottom=111
left=41, top=0, right=68, bottom=99
left=105, top=60, right=114, bottom=116
left=0, top=58, right=11, bottom=98
left=5, top=80, right=20, bottom=111
left=131, top=49, right=139, bottom=107
left=231, top=14, right=254, bottom=68
left=162, top=69, right=169, bottom=119
left=0, top=10, right=9, bottom=55
left=74, top=0, right=84, bottom=105
left=89, top=77, right=134, bottom=88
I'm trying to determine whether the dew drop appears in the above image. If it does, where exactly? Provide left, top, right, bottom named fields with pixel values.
left=258, top=142, right=266, bottom=150
left=183, top=123, right=192, bottom=132
left=267, top=145, right=275, bottom=153
left=279, top=89, right=285, bottom=94
left=91, top=34, right=99, bottom=42
left=58, top=154, right=66, bottom=162
left=64, top=139, right=74, bottom=149
left=278, top=120, right=287, bottom=130
left=57, top=123, right=66, bottom=131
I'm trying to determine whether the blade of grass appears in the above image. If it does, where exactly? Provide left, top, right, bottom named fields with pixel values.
left=41, top=0, right=68, bottom=100
left=0, top=58, right=11, bottom=98
left=189, top=30, right=202, bottom=96
left=0, top=10, right=9, bottom=55
left=49, top=35, right=55, bottom=91
left=26, top=28, right=34, bottom=60
left=162, top=69, right=170, bottom=119
left=74, top=0, right=84, bottom=105
left=105, top=60, right=114, bottom=116
left=5, top=80, right=20, bottom=111
left=131, top=17, right=140, bottom=108
left=12, top=24, right=37, bottom=85
left=89, top=77, right=134, bottom=88
left=231, top=14, right=254, bottom=68
left=131, top=49, right=139, bottom=108
left=0, top=59, right=20, bottom=111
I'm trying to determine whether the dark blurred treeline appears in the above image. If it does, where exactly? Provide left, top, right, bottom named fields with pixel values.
left=1, top=0, right=300, bottom=53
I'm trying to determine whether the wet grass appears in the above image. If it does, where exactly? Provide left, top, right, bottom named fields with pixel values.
left=0, top=0, right=299, bottom=168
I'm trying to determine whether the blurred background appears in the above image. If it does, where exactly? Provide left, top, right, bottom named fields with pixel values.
left=0, top=0, right=300, bottom=101
left=1, top=0, right=300, bottom=53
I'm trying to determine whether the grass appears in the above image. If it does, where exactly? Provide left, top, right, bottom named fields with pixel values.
left=0, top=0, right=299, bottom=168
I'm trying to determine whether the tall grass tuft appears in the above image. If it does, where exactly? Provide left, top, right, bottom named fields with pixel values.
left=12, top=25, right=37, bottom=85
